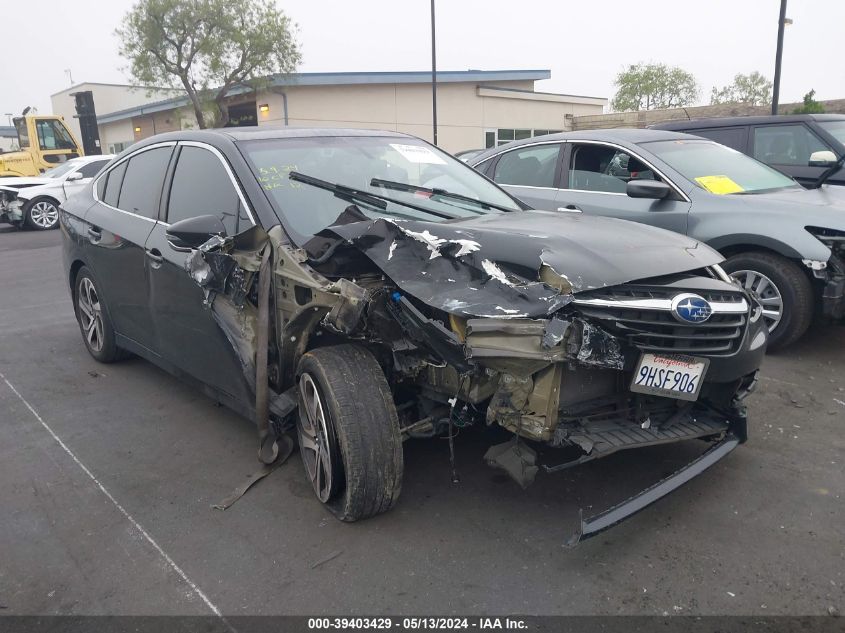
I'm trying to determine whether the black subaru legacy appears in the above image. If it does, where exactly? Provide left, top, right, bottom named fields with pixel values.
left=60, top=128, right=765, bottom=541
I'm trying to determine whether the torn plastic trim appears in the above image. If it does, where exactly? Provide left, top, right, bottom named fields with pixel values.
left=387, top=293, right=471, bottom=371
left=567, top=434, right=740, bottom=546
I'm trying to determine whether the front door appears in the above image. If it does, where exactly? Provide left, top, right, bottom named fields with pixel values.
left=557, top=142, right=691, bottom=234
left=751, top=123, right=838, bottom=187
left=145, top=143, right=255, bottom=403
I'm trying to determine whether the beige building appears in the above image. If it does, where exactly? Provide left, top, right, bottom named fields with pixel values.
left=50, top=71, right=606, bottom=154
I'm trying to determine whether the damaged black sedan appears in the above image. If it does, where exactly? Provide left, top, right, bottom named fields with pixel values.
left=61, top=129, right=765, bottom=540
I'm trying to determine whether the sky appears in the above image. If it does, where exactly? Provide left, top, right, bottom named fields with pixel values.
left=2, top=0, right=844, bottom=122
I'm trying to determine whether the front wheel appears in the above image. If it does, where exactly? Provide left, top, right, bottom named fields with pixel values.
left=295, top=344, right=403, bottom=521
left=24, top=198, right=60, bottom=230
left=722, top=252, right=814, bottom=350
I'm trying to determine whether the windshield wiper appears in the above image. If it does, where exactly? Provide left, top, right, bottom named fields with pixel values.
left=288, top=171, right=457, bottom=220
left=809, top=153, right=845, bottom=189
left=370, top=178, right=516, bottom=213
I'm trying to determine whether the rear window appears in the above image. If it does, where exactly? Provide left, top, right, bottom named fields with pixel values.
left=686, top=127, right=747, bottom=152
left=102, top=161, right=127, bottom=207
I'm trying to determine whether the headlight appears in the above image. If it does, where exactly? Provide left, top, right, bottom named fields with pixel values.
left=806, top=226, right=845, bottom=250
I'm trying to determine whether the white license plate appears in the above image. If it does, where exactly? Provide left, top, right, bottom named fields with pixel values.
left=630, top=353, right=710, bottom=401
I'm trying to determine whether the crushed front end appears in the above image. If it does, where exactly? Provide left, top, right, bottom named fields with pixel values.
left=0, top=188, right=24, bottom=226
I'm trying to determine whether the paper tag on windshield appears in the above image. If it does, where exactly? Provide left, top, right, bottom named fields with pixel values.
left=390, top=143, right=446, bottom=165
left=694, top=175, right=744, bottom=195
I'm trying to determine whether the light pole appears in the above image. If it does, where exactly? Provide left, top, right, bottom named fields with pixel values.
left=430, top=0, right=438, bottom=146
left=771, top=0, right=789, bottom=115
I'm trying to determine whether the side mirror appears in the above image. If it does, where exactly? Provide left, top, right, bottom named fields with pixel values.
left=809, top=150, right=838, bottom=167
left=626, top=179, right=671, bottom=200
left=166, top=214, right=227, bottom=249
left=66, top=171, right=84, bottom=182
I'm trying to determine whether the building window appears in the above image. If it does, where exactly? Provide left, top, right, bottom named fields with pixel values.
left=489, top=129, right=564, bottom=147
left=108, top=141, right=134, bottom=154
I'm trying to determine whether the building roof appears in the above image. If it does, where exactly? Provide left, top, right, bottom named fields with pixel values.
left=96, top=69, right=553, bottom=124
left=0, top=126, right=16, bottom=138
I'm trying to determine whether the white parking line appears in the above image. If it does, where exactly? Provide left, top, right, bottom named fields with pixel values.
left=0, top=371, right=230, bottom=626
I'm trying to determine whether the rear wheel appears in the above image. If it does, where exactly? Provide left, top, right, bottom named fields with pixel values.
left=74, top=266, right=124, bottom=362
left=295, top=344, right=403, bottom=521
left=722, top=252, right=814, bottom=350
left=24, top=198, right=60, bottom=230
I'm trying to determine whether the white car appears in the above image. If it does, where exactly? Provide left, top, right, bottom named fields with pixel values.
left=0, top=155, right=114, bottom=230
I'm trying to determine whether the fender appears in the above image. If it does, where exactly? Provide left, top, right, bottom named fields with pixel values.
left=706, top=233, right=806, bottom=260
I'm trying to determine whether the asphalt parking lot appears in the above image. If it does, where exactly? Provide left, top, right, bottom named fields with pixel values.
left=0, top=225, right=843, bottom=617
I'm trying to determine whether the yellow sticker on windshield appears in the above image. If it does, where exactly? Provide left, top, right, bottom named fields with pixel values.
left=694, top=175, right=745, bottom=195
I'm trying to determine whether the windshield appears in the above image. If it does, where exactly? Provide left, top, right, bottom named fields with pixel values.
left=240, top=136, right=521, bottom=243
left=42, top=160, right=82, bottom=179
left=818, top=120, right=845, bottom=147
left=645, top=139, right=799, bottom=194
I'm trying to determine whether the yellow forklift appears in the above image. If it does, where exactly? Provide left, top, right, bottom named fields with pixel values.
left=0, top=110, right=84, bottom=177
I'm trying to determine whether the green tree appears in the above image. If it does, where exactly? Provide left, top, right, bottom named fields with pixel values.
left=792, top=90, right=825, bottom=114
left=117, top=0, right=301, bottom=128
left=611, top=63, right=699, bottom=112
left=710, top=71, right=772, bottom=106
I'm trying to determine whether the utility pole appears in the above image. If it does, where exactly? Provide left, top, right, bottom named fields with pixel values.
left=771, top=0, right=788, bottom=115
left=430, top=0, right=438, bottom=146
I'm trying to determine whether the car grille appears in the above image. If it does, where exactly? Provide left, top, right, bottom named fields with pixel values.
left=573, top=286, right=749, bottom=356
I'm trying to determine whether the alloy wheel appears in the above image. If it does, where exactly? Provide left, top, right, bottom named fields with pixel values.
left=297, top=373, right=337, bottom=503
left=77, top=277, right=105, bottom=352
left=30, top=201, right=59, bottom=229
left=731, top=269, right=783, bottom=333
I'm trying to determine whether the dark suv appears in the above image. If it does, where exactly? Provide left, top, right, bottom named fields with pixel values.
left=652, top=114, right=845, bottom=188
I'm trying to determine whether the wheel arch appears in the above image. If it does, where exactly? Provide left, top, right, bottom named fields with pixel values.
left=68, top=259, right=87, bottom=295
left=707, top=234, right=804, bottom=261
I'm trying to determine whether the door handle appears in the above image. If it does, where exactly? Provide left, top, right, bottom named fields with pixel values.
left=87, top=226, right=102, bottom=241
left=557, top=204, right=582, bottom=213
left=146, top=248, right=164, bottom=265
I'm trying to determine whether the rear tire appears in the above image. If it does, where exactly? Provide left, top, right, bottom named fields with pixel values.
left=73, top=266, right=124, bottom=363
left=722, top=251, right=814, bottom=350
left=24, top=198, right=60, bottom=230
left=296, top=344, right=403, bottom=521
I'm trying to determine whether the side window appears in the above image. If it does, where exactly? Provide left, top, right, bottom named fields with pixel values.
left=117, top=147, right=172, bottom=219
left=753, top=124, right=830, bottom=166
left=568, top=144, right=657, bottom=193
left=35, top=120, right=77, bottom=151
left=474, top=157, right=494, bottom=176
left=689, top=127, right=747, bottom=152
left=493, top=144, right=561, bottom=188
left=78, top=160, right=110, bottom=179
left=167, top=146, right=246, bottom=236
left=102, top=161, right=127, bottom=207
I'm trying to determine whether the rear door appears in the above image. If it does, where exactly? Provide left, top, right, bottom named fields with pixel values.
left=751, top=123, right=836, bottom=186
left=488, top=142, right=563, bottom=210
left=144, top=142, right=256, bottom=402
left=556, top=141, right=691, bottom=234
left=85, top=143, right=174, bottom=351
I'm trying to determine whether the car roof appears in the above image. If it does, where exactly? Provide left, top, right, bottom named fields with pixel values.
left=76, top=154, right=115, bottom=163
left=132, top=127, right=416, bottom=146
left=470, top=128, right=698, bottom=162
left=651, top=113, right=845, bottom=130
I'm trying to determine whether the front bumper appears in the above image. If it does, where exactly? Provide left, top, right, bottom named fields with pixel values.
left=0, top=199, right=23, bottom=225
left=821, top=274, right=845, bottom=319
left=569, top=430, right=742, bottom=545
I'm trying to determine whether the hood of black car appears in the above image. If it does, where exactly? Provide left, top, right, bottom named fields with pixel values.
left=317, top=209, right=723, bottom=319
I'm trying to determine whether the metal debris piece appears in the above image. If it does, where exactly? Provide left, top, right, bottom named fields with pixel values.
left=484, top=439, right=538, bottom=489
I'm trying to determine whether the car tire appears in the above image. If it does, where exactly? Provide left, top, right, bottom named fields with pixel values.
left=73, top=266, right=125, bottom=363
left=24, top=197, right=60, bottom=230
left=722, top=252, right=814, bottom=350
left=295, top=344, right=403, bottom=521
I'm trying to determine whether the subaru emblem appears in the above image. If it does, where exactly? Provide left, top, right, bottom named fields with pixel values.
left=671, top=293, right=712, bottom=324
